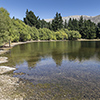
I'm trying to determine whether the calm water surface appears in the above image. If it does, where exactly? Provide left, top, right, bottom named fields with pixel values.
left=2, top=41, right=100, bottom=99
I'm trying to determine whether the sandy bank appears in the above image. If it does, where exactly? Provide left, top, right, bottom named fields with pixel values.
left=77, top=39, right=100, bottom=41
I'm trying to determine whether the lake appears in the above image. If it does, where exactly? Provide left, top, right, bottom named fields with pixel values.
left=2, top=41, right=100, bottom=99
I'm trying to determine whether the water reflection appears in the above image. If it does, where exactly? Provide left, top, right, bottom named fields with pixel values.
left=3, top=41, right=100, bottom=67
left=2, top=41, right=100, bottom=99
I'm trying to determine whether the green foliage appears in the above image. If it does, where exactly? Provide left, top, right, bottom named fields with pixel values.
left=40, top=19, right=49, bottom=28
left=68, top=18, right=73, bottom=30
left=24, top=9, right=40, bottom=28
left=38, top=28, right=46, bottom=40
left=1, top=7, right=100, bottom=45
left=96, top=23, right=100, bottom=38
left=24, top=9, right=50, bottom=29
left=82, top=20, right=96, bottom=39
left=52, top=12, right=63, bottom=31
left=55, top=29, right=68, bottom=40
left=12, top=19, right=31, bottom=42
left=9, top=18, right=20, bottom=42
left=67, top=16, right=97, bottom=39
left=63, top=29, right=81, bottom=40
left=70, top=31, right=81, bottom=40
left=38, top=28, right=56, bottom=40
left=64, top=20, right=67, bottom=28
left=30, top=27, right=39, bottom=40
left=0, top=7, right=11, bottom=45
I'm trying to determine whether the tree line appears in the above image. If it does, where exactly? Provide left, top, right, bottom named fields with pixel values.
left=23, top=9, right=100, bottom=39
left=1, top=7, right=100, bottom=46
left=67, top=17, right=99, bottom=39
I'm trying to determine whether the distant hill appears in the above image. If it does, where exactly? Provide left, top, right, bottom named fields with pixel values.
left=44, top=15, right=100, bottom=24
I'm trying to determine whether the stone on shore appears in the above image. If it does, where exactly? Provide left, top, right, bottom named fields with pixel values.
left=0, top=66, right=16, bottom=74
left=0, top=57, right=8, bottom=63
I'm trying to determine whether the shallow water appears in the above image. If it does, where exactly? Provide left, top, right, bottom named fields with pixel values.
left=2, top=41, right=100, bottom=99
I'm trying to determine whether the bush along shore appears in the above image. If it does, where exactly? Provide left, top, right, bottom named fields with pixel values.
left=1, top=7, right=100, bottom=48
left=0, top=7, right=83, bottom=47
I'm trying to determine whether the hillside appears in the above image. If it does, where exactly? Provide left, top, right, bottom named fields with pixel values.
left=45, top=15, right=100, bottom=24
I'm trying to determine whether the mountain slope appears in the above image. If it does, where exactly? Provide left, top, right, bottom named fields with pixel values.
left=45, top=15, right=100, bottom=24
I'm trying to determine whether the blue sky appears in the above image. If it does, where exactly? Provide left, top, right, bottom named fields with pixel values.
left=0, top=0, right=100, bottom=20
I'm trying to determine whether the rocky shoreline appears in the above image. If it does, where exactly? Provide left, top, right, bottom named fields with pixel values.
left=0, top=75, right=23, bottom=100
left=0, top=57, right=25, bottom=100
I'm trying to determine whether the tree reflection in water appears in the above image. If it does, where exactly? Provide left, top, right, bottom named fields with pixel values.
left=3, top=41, right=100, bottom=67
left=2, top=41, right=100, bottom=99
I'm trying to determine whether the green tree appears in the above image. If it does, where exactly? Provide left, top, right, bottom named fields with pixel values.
left=52, top=12, right=63, bottom=31
left=31, top=27, right=39, bottom=40
left=68, top=18, right=73, bottom=30
left=64, top=20, right=67, bottom=28
left=42, top=28, right=53, bottom=40
left=24, top=9, right=40, bottom=28
left=0, top=7, right=11, bottom=46
left=9, top=18, right=20, bottom=42
left=96, top=22, right=100, bottom=38
left=40, top=19, right=49, bottom=28
left=78, top=16, right=84, bottom=38
left=38, top=28, right=56, bottom=40
left=13, top=19, right=31, bottom=41
left=48, top=22, right=52, bottom=30
left=63, top=29, right=81, bottom=40
left=72, top=19, right=79, bottom=30
left=83, top=20, right=96, bottom=39
left=55, top=29, right=68, bottom=40
left=38, top=28, right=47, bottom=40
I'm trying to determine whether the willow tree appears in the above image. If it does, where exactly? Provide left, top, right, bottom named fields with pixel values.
left=0, top=7, right=11, bottom=46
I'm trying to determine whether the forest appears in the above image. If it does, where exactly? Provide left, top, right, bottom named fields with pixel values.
left=0, top=7, right=100, bottom=46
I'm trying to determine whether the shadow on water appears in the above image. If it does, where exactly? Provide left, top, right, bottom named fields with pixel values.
left=2, top=41, right=100, bottom=99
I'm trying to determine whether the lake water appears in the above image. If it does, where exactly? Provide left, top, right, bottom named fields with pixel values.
left=2, top=41, right=100, bottom=99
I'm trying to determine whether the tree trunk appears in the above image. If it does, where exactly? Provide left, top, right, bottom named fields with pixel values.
left=9, top=40, right=11, bottom=47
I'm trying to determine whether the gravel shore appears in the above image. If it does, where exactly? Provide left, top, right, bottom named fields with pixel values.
left=0, top=57, right=24, bottom=100
left=0, top=75, right=24, bottom=100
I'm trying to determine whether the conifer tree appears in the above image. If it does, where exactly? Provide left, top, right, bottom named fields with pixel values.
left=78, top=16, right=84, bottom=38
left=68, top=18, right=73, bottom=30
left=24, top=9, right=40, bottom=29
left=51, top=12, right=63, bottom=31
left=64, top=20, right=67, bottom=28
left=96, top=22, right=100, bottom=38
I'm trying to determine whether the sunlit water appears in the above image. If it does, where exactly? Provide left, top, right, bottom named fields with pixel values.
left=2, top=41, right=100, bottom=99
